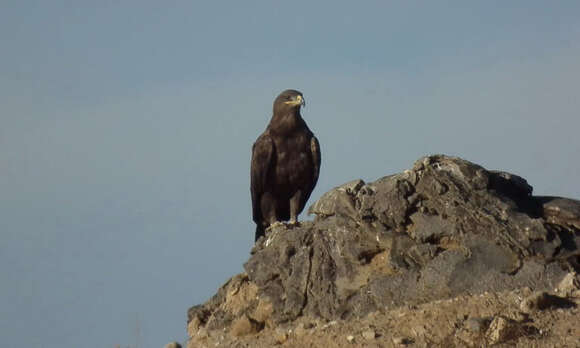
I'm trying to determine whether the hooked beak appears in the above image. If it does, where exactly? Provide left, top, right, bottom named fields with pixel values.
left=284, top=95, right=305, bottom=107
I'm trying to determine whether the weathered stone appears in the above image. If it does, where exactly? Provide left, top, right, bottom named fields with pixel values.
left=540, top=196, right=580, bottom=229
left=321, top=320, right=337, bottom=330
left=556, top=272, right=580, bottom=296
left=293, top=323, right=307, bottom=337
left=274, top=328, right=288, bottom=344
left=405, top=244, right=439, bottom=267
left=486, top=316, right=517, bottom=344
left=252, top=298, right=273, bottom=325
left=195, top=327, right=208, bottom=339
left=362, top=329, right=376, bottom=340
left=465, top=317, right=491, bottom=333
left=488, top=171, right=533, bottom=198
left=230, top=314, right=263, bottom=337
left=308, top=179, right=365, bottom=219
left=188, top=155, right=580, bottom=336
left=407, top=213, right=456, bottom=243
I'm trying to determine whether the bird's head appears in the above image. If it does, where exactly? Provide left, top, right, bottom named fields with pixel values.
left=273, top=89, right=305, bottom=114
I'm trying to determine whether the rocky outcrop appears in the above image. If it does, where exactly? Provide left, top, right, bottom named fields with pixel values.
left=187, top=155, right=580, bottom=345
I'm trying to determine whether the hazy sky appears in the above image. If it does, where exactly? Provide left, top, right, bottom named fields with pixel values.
left=2, top=1, right=579, bottom=347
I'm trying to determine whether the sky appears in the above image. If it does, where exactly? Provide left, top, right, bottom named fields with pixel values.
left=1, top=1, right=579, bottom=347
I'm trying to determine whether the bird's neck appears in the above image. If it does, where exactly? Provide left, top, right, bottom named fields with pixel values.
left=268, top=112, right=305, bottom=135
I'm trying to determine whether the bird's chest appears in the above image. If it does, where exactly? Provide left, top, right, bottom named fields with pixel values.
left=272, top=137, right=311, bottom=185
left=277, top=150, right=309, bottom=169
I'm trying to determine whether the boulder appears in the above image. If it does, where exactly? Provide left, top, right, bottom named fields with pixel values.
left=188, top=155, right=580, bottom=334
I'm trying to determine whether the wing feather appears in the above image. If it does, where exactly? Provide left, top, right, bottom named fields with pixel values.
left=297, top=135, right=321, bottom=213
left=310, top=136, right=321, bottom=191
left=250, top=134, right=274, bottom=223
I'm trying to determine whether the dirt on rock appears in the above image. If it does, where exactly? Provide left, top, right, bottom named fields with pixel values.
left=187, top=279, right=580, bottom=347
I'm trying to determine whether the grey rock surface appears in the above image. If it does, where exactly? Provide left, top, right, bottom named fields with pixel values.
left=188, top=155, right=580, bottom=332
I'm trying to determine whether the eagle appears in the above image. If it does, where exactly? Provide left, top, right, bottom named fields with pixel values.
left=251, top=89, right=321, bottom=241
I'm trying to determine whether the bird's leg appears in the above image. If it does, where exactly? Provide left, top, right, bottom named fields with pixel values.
left=261, top=192, right=280, bottom=231
left=289, top=190, right=303, bottom=226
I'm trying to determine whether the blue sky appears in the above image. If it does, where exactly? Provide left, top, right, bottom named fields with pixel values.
left=1, top=1, right=579, bottom=347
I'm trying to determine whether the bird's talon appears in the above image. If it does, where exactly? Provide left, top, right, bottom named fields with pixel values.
left=267, top=221, right=285, bottom=231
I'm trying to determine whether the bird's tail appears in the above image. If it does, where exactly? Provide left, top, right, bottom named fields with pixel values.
left=255, top=223, right=265, bottom=242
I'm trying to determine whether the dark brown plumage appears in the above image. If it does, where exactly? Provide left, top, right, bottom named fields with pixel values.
left=251, top=89, right=321, bottom=241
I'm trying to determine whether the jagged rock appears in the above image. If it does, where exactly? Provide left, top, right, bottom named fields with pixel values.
left=540, top=196, right=580, bottom=229
left=187, top=273, right=261, bottom=332
left=556, top=272, right=580, bottom=297
left=188, top=155, right=580, bottom=338
left=230, top=314, right=263, bottom=337
left=308, top=179, right=365, bottom=219
left=486, top=316, right=517, bottom=344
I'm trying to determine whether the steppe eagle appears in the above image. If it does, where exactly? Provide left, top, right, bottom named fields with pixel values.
left=250, top=89, right=321, bottom=241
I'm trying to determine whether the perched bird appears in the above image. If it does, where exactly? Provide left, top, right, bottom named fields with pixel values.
left=250, top=89, right=321, bottom=241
